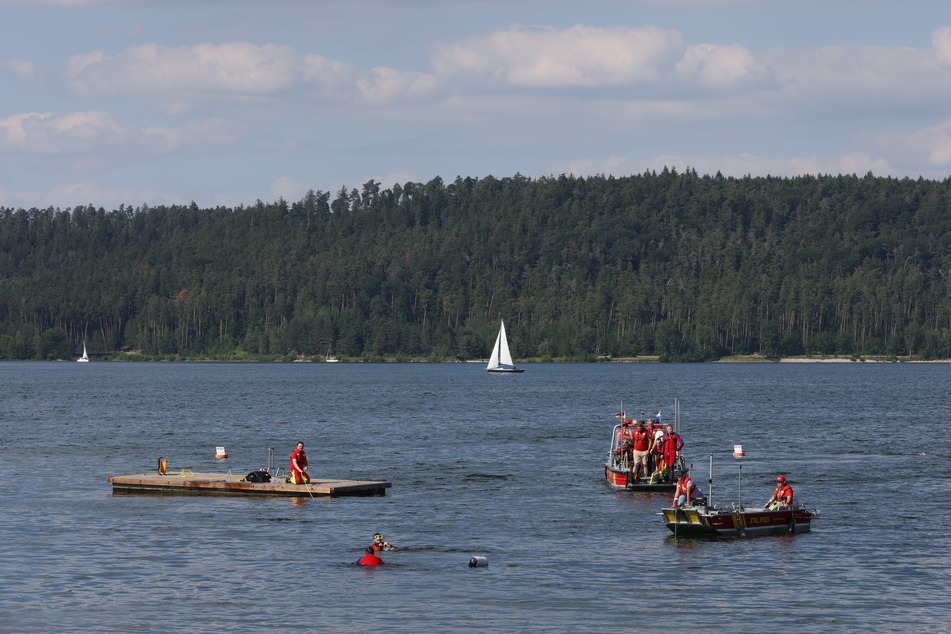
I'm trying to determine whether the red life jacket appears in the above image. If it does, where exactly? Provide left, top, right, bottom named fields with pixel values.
left=774, top=483, right=792, bottom=503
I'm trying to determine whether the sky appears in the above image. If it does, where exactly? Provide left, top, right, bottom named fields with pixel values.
left=2, top=0, right=951, bottom=210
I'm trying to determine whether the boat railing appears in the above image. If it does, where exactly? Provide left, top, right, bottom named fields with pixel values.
left=607, top=424, right=625, bottom=468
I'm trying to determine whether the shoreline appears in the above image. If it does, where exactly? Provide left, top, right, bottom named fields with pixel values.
left=22, top=354, right=951, bottom=364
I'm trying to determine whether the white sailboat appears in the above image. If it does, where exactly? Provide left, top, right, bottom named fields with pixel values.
left=325, top=344, right=338, bottom=363
left=486, top=320, right=524, bottom=373
left=77, top=341, right=89, bottom=363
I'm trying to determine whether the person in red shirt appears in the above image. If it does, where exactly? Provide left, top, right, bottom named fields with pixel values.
left=766, top=475, right=793, bottom=510
left=357, top=546, right=383, bottom=566
left=630, top=421, right=652, bottom=481
left=289, top=441, right=310, bottom=484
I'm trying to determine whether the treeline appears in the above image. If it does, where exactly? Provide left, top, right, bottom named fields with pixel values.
left=2, top=169, right=950, bottom=361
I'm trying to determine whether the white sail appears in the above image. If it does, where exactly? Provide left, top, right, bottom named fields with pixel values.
left=78, top=342, right=89, bottom=362
left=486, top=320, right=523, bottom=372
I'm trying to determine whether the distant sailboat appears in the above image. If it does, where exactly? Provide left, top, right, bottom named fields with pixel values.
left=325, top=344, right=338, bottom=363
left=486, top=320, right=524, bottom=373
left=78, top=342, right=90, bottom=363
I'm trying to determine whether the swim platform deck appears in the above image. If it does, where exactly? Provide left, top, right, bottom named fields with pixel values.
left=107, top=472, right=391, bottom=497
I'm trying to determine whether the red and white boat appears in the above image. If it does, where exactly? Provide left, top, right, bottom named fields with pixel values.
left=661, top=461, right=819, bottom=537
left=604, top=400, right=685, bottom=492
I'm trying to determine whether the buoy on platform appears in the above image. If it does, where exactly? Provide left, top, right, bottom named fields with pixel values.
left=733, top=444, right=745, bottom=457
left=157, top=457, right=167, bottom=475
left=215, top=446, right=228, bottom=459
left=468, top=556, right=488, bottom=568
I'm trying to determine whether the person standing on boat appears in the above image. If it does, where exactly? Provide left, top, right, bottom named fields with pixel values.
left=615, top=419, right=635, bottom=468
left=289, top=441, right=310, bottom=484
left=659, top=424, right=684, bottom=479
left=357, top=546, right=384, bottom=566
left=765, top=475, right=793, bottom=510
left=630, top=421, right=652, bottom=481
left=650, top=422, right=666, bottom=473
left=672, top=472, right=703, bottom=507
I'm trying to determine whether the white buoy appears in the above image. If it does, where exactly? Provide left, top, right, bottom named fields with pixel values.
left=468, top=556, right=488, bottom=567
left=733, top=444, right=744, bottom=457
left=215, top=446, right=228, bottom=458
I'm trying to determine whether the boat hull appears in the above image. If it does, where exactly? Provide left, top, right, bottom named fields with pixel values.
left=605, top=464, right=676, bottom=492
left=486, top=367, right=524, bottom=373
left=662, top=506, right=815, bottom=537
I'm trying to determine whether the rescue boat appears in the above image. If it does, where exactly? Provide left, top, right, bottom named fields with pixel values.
left=604, top=399, right=686, bottom=492
left=661, top=504, right=817, bottom=537
left=661, top=459, right=819, bottom=537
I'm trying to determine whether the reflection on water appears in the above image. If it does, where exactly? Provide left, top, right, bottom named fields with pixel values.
left=0, top=362, right=949, bottom=631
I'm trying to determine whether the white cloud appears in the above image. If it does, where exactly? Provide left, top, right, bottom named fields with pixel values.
left=66, top=43, right=438, bottom=106
left=0, top=110, right=240, bottom=155
left=933, top=26, right=951, bottom=68
left=675, top=43, right=769, bottom=89
left=66, top=43, right=300, bottom=95
left=764, top=44, right=946, bottom=105
left=270, top=176, right=307, bottom=201
left=358, top=67, right=439, bottom=104
left=879, top=119, right=951, bottom=167
left=0, top=111, right=127, bottom=153
left=432, top=24, right=684, bottom=87
left=0, top=58, right=38, bottom=82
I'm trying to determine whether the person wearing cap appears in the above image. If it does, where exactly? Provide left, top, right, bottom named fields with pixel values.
left=357, top=546, right=384, bottom=566
left=766, top=475, right=793, bottom=510
left=672, top=471, right=703, bottom=508
left=371, top=533, right=399, bottom=552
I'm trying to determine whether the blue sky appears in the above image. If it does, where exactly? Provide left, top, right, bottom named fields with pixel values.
left=2, top=0, right=951, bottom=209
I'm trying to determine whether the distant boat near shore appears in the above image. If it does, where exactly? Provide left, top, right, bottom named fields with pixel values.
left=486, top=320, right=523, bottom=373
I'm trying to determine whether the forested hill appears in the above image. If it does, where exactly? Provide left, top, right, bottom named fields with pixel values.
left=2, top=170, right=950, bottom=361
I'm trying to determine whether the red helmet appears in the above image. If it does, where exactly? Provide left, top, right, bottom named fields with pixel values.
left=776, top=475, right=786, bottom=482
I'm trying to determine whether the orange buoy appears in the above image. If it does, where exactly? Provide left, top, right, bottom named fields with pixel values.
left=733, top=444, right=745, bottom=457
left=215, top=446, right=228, bottom=459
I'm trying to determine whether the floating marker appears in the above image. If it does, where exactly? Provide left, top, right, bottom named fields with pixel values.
left=215, top=446, right=228, bottom=458
left=733, top=444, right=744, bottom=457
left=468, top=556, right=488, bottom=568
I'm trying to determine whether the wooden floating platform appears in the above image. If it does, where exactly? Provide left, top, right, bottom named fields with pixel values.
left=107, top=472, right=391, bottom=498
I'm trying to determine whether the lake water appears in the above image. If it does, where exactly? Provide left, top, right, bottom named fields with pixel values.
left=1, top=362, right=949, bottom=632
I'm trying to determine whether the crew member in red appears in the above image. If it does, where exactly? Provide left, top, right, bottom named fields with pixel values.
left=672, top=472, right=703, bottom=507
left=659, top=424, right=684, bottom=480
left=630, top=421, right=652, bottom=481
left=289, top=441, right=310, bottom=484
left=766, top=475, right=793, bottom=510
left=357, top=546, right=384, bottom=566
left=615, top=418, right=634, bottom=467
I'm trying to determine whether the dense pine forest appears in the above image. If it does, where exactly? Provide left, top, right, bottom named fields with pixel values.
left=2, top=170, right=950, bottom=361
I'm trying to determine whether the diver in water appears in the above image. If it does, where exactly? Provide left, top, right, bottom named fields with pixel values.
left=371, top=533, right=399, bottom=552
